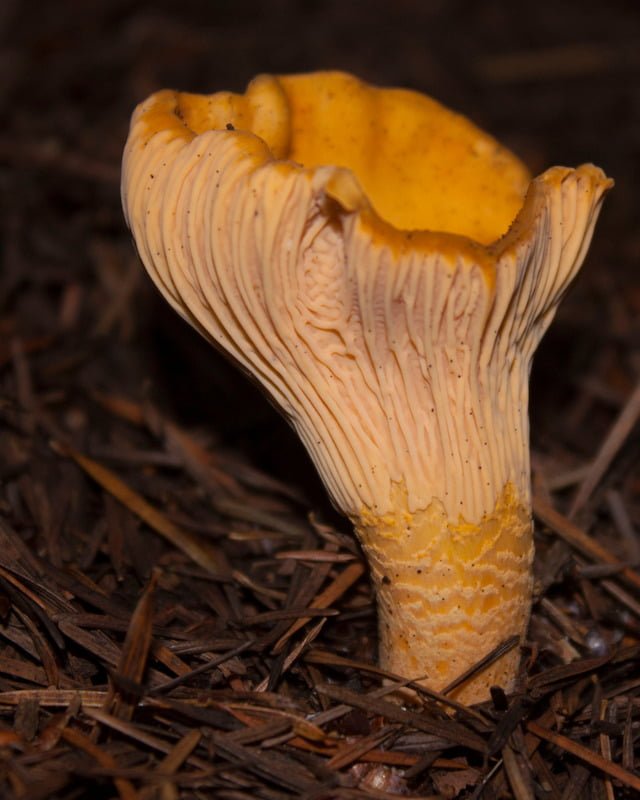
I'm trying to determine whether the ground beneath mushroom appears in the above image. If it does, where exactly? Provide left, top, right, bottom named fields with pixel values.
left=1, top=2, right=639, bottom=798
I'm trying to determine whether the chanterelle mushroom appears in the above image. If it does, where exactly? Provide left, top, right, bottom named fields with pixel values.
left=122, top=71, right=611, bottom=703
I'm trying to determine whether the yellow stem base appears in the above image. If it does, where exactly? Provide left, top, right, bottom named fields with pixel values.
left=354, top=483, right=533, bottom=705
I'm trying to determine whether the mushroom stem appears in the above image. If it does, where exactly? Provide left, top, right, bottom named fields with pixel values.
left=354, top=482, right=532, bottom=704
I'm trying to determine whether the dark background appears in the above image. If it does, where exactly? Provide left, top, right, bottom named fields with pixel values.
left=2, top=0, right=638, bottom=506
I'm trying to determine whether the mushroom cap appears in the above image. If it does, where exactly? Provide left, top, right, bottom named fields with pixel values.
left=122, top=71, right=612, bottom=522
left=124, top=71, right=531, bottom=245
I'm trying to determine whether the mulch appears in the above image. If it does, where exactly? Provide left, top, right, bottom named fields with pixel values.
left=1, top=1, right=639, bottom=797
